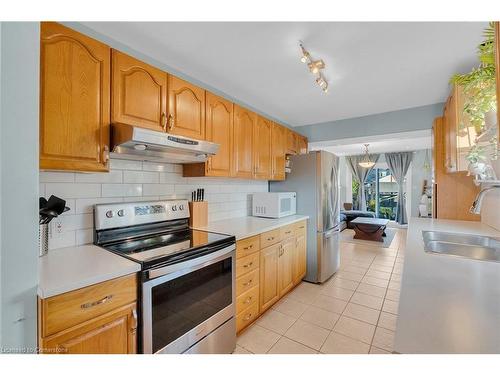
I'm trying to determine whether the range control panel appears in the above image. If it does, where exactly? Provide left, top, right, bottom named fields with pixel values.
left=95, top=200, right=189, bottom=230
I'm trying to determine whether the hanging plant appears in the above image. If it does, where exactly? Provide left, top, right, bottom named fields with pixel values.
left=450, top=22, right=497, bottom=135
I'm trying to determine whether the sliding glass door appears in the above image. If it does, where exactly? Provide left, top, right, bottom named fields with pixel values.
left=359, top=168, right=398, bottom=220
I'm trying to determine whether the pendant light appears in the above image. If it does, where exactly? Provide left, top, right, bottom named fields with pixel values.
left=358, top=144, right=375, bottom=168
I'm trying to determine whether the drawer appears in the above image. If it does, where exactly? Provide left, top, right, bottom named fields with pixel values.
left=236, top=301, right=259, bottom=333
left=280, top=224, right=295, bottom=239
left=236, top=285, right=259, bottom=314
left=260, top=228, right=281, bottom=248
left=236, top=252, right=260, bottom=277
left=236, top=268, right=259, bottom=296
left=40, top=274, right=137, bottom=337
left=294, top=221, right=307, bottom=237
left=236, top=236, right=260, bottom=259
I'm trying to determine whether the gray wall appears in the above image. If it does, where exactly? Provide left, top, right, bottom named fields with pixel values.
left=0, top=22, right=39, bottom=352
left=296, top=103, right=444, bottom=142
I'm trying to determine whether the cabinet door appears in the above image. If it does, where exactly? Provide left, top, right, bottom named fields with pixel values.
left=294, top=234, right=307, bottom=284
left=297, top=136, right=308, bottom=155
left=233, top=105, right=255, bottom=178
left=41, top=303, right=137, bottom=354
left=279, top=238, right=295, bottom=297
left=40, top=22, right=110, bottom=172
left=443, top=93, right=458, bottom=173
left=286, top=129, right=298, bottom=155
left=253, top=116, right=272, bottom=179
left=205, top=92, right=233, bottom=176
left=168, top=76, right=205, bottom=140
left=259, top=243, right=280, bottom=312
left=112, top=50, right=168, bottom=132
left=271, top=123, right=286, bottom=180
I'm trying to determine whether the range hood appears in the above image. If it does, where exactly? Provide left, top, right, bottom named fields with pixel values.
left=110, top=123, right=219, bottom=164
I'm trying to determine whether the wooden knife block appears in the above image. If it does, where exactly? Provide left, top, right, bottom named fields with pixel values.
left=188, top=201, right=208, bottom=228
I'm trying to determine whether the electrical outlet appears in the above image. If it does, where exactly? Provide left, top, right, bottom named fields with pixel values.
left=53, top=220, right=63, bottom=234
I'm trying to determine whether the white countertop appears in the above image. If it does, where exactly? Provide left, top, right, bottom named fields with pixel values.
left=394, top=217, right=500, bottom=354
left=38, top=245, right=141, bottom=299
left=195, top=215, right=310, bottom=240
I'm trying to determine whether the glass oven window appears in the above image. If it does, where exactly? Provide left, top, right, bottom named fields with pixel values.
left=151, top=258, right=232, bottom=353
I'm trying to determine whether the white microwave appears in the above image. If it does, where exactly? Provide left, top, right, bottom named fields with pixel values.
left=252, top=192, right=297, bottom=218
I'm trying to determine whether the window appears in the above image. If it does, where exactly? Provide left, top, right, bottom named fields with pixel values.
left=352, top=168, right=399, bottom=220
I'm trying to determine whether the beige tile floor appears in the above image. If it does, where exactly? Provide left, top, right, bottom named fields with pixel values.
left=234, top=228, right=406, bottom=354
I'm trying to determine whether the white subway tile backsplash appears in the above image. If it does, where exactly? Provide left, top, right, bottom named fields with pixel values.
left=76, top=229, right=94, bottom=246
left=40, top=171, right=76, bottom=183
left=42, top=161, right=267, bottom=250
left=123, top=170, right=159, bottom=184
left=143, top=184, right=175, bottom=196
left=48, top=230, right=76, bottom=250
left=102, top=183, right=143, bottom=197
left=75, top=170, right=123, bottom=183
left=142, top=162, right=174, bottom=172
left=46, top=183, right=101, bottom=199
left=110, top=159, right=143, bottom=170
left=75, top=197, right=123, bottom=214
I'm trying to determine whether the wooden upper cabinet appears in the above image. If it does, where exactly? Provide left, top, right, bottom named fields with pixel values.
left=297, top=135, right=308, bottom=155
left=271, top=123, right=286, bottom=180
left=111, top=50, right=168, bottom=132
left=443, top=89, right=459, bottom=173
left=40, top=22, right=110, bottom=172
left=182, top=92, right=232, bottom=178
left=168, top=76, right=206, bottom=140
left=253, top=116, right=272, bottom=179
left=232, top=105, right=255, bottom=178
left=286, top=129, right=298, bottom=155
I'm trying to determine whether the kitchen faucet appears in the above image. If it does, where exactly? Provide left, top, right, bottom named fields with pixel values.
left=470, top=184, right=500, bottom=214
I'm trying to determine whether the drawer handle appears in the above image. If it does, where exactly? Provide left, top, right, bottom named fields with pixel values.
left=244, top=297, right=253, bottom=304
left=242, top=279, right=253, bottom=286
left=243, top=244, right=254, bottom=250
left=243, top=262, right=253, bottom=268
left=299, top=226, right=305, bottom=229
left=81, top=294, right=113, bottom=309
left=243, top=313, right=253, bottom=321
left=285, top=230, right=292, bottom=234
left=267, top=236, right=274, bottom=241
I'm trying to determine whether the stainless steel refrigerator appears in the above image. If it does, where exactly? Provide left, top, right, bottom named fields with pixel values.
left=270, top=150, right=340, bottom=283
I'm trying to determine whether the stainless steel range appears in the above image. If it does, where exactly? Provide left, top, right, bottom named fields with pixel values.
left=94, top=199, right=236, bottom=354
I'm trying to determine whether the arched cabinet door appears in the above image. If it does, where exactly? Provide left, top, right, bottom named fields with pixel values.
left=167, top=76, right=206, bottom=140
left=111, top=50, right=168, bottom=132
left=205, top=92, right=233, bottom=176
left=253, top=115, right=272, bottom=179
left=233, top=105, right=255, bottom=178
left=40, top=22, right=110, bottom=172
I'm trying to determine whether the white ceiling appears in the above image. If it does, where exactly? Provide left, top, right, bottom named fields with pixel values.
left=310, top=130, right=432, bottom=156
left=82, top=22, right=486, bottom=126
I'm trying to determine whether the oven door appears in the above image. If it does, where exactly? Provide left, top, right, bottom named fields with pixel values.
left=142, top=244, right=235, bottom=354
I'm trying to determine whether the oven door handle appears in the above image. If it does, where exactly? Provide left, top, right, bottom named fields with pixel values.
left=146, top=243, right=236, bottom=281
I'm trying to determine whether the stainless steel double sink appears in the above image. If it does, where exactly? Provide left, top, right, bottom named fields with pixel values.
left=422, top=230, right=500, bottom=263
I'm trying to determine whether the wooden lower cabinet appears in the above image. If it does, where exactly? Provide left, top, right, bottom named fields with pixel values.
left=259, top=243, right=281, bottom=312
left=39, top=303, right=137, bottom=354
left=278, top=238, right=295, bottom=297
left=236, top=220, right=308, bottom=334
left=38, top=274, right=138, bottom=354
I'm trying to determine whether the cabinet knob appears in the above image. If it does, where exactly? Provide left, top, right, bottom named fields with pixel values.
left=102, top=145, right=110, bottom=167
left=168, top=114, right=175, bottom=131
left=161, top=112, right=167, bottom=131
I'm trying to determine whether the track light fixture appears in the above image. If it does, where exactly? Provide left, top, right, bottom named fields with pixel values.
left=299, top=42, right=329, bottom=93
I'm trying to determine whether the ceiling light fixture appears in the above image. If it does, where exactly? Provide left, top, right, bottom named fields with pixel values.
left=358, top=144, right=375, bottom=168
left=299, top=42, right=329, bottom=94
